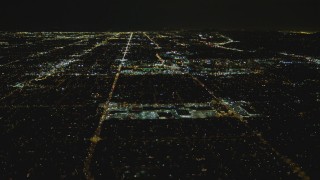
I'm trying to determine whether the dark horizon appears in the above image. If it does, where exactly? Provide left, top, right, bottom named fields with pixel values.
left=1, top=0, right=320, bottom=31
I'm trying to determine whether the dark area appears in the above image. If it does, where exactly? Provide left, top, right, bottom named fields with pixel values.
left=0, top=0, right=320, bottom=31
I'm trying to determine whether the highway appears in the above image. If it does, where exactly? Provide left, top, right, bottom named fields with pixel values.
left=83, top=32, right=133, bottom=180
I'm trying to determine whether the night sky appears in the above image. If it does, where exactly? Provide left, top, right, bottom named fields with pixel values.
left=1, top=0, right=319, bottom=31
